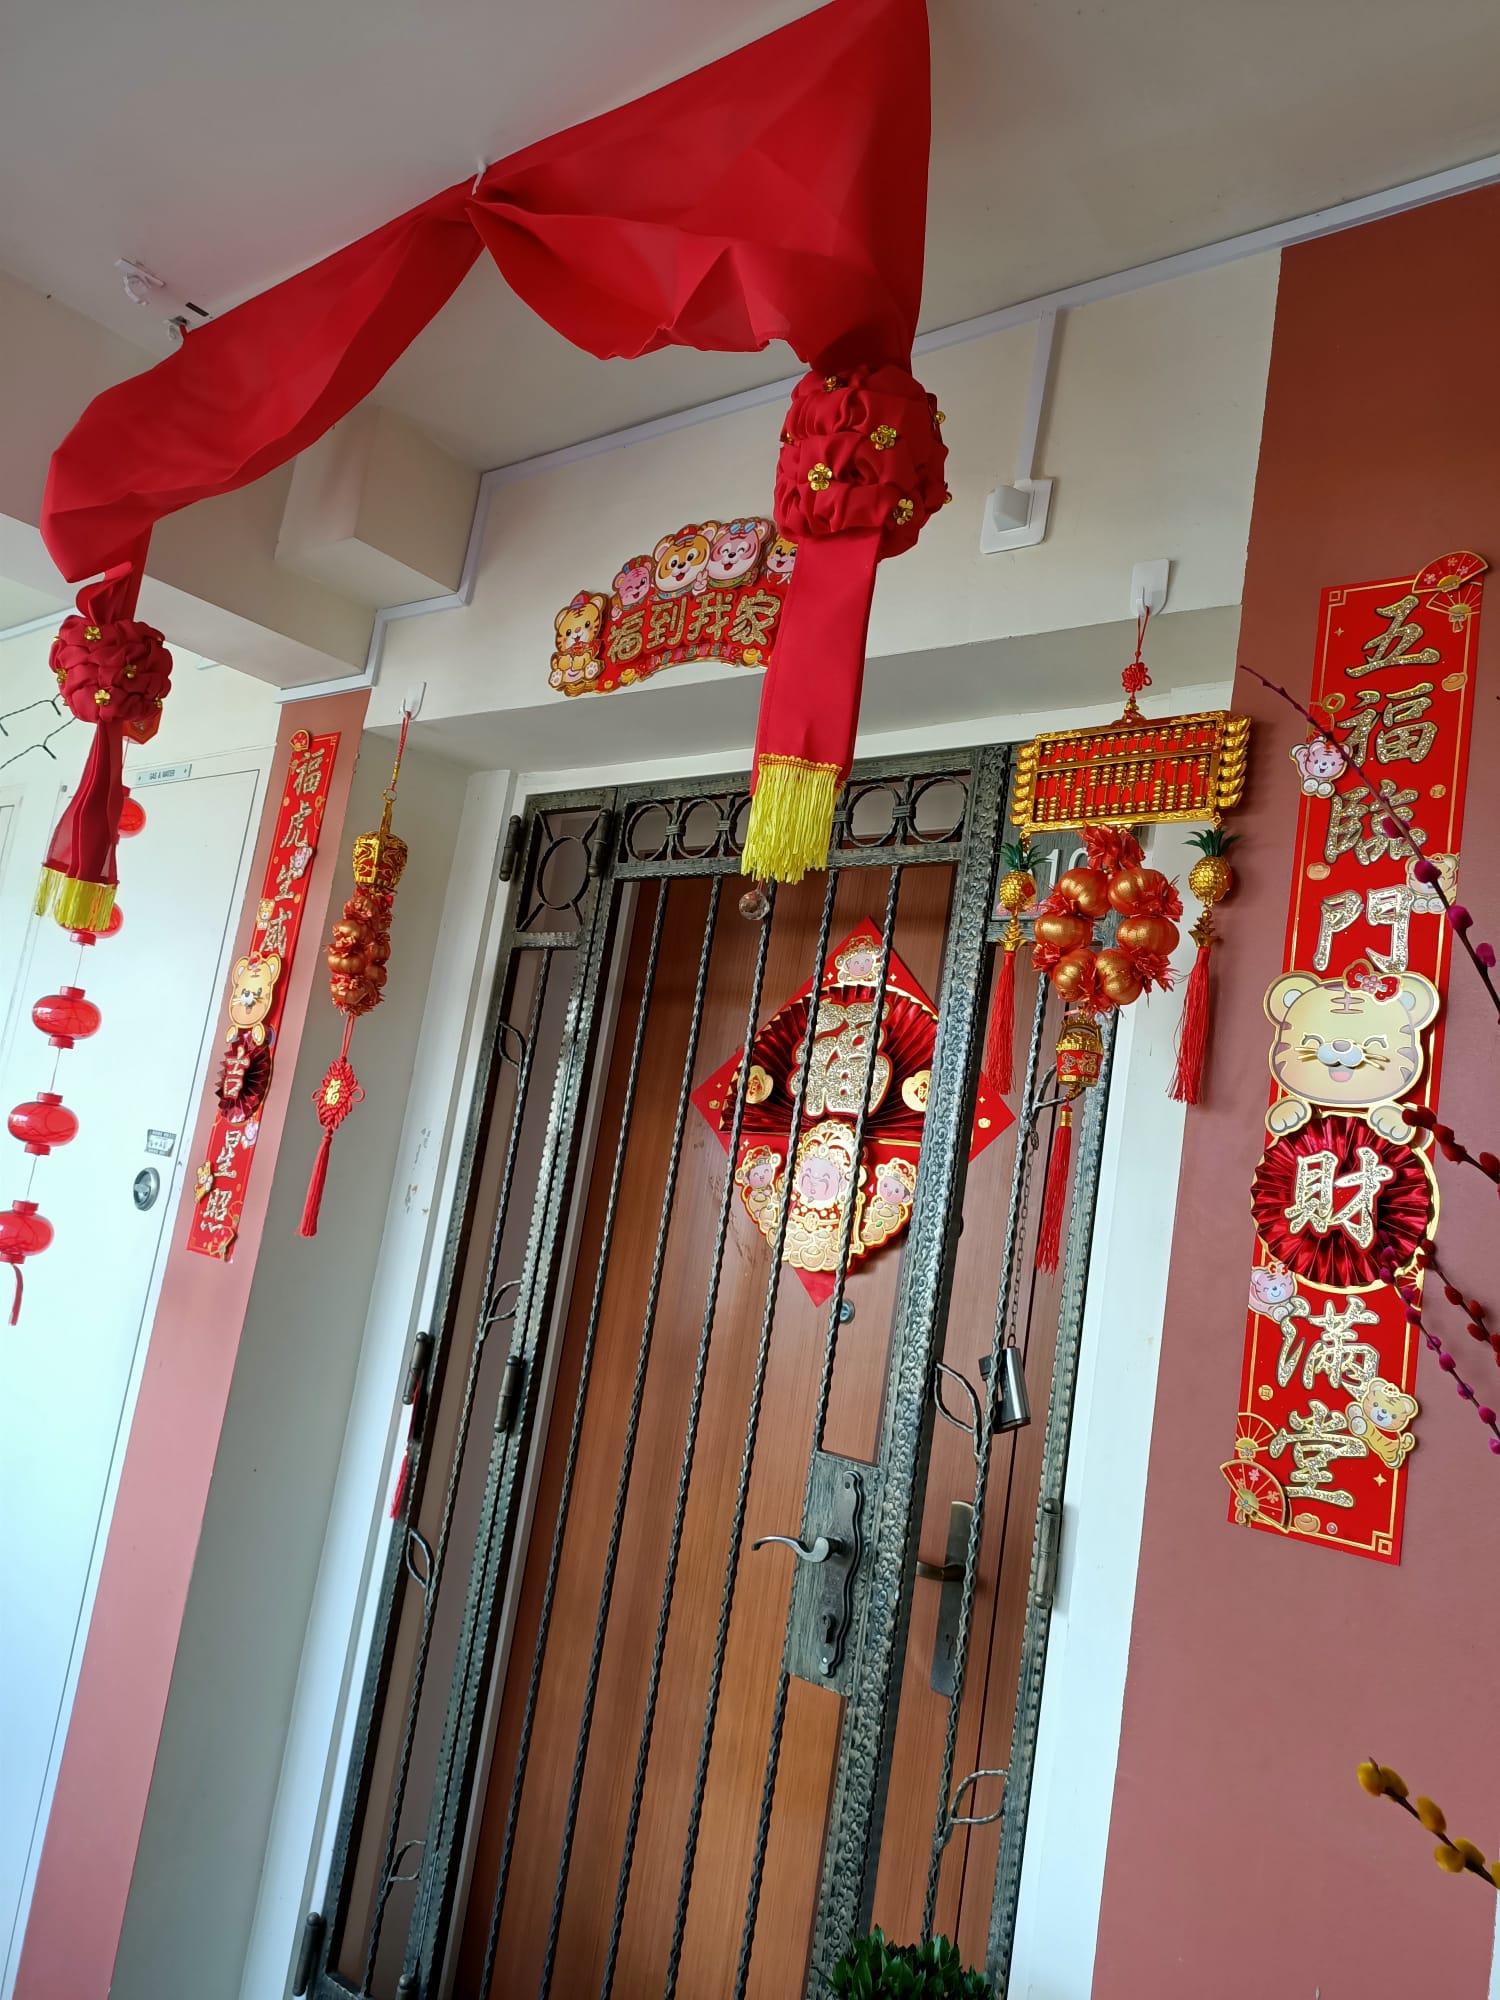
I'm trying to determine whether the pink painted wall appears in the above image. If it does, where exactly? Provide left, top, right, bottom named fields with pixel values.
left=1092, top=189, right=1500, bottom=1997
left=15, top=690, right=367, bottom=2000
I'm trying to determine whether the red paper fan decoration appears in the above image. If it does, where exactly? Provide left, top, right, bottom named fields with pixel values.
left=1251, top=1114, right=1434, bottom=1292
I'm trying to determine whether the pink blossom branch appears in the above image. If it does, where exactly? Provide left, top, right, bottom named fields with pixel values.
left=1241, top=663, right=1500, bottom=1024
left=1377, top=1249, right=1500, bottom=1456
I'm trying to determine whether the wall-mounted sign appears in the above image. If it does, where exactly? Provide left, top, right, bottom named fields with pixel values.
left=187, top=729, right=339, bottom=1262
left=550, top=517, right=797, bottom=696
left=1223, top=552, right=1485, bottom=1564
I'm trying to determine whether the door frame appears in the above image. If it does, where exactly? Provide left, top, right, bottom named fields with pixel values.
left=300, top=740, right=1160, bottom=2000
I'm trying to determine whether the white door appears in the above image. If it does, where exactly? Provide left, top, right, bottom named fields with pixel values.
left=0, top=759, right=266, bottom=1998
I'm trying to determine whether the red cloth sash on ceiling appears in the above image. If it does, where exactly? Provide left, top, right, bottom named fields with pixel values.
left=41, top=0, right=942, bottom=885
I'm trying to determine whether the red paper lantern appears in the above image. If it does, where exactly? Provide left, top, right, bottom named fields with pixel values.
left=8, top=1092, right=78, bottom=1155
left=73, top=904, right=124, bottom=946
left=0, top=1198, right=53, bottom=1325
left=32, top=986, right=101, bottom=1048
left=118, top=791, right=147, bottom=836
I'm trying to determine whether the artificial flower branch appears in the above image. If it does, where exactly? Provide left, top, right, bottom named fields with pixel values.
left=1357, top=1762, right=1500, bottom=1887
left=1376, top=1248, right=1500, bottom=1457
left=1240, top=664, right=1500, bottom=1024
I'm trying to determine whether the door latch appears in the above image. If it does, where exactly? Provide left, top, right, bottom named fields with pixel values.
left=919, top=1499, right=973, bottom=1697
left=754, top=1453, right=867, bottom=1688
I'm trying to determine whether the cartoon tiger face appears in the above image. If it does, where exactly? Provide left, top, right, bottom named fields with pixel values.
left=764, top=534, right=798, bottom=581
left=1263, top=965, right=1440, bottom=1141
left=652, top=525, right=715, bottom=597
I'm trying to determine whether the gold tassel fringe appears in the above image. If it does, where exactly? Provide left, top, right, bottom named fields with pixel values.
left=741, top=756, right=841, bottom=884
left=35, top=867, right=117, bottom=934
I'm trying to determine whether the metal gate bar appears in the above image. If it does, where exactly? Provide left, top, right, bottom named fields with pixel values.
left=986, top=1009, right=1118, bottom=1994
left=805, top=747, right=1009, bottom=1984
left=598, top=886, right=779, bottom=1993
left=921, top=954, right=1052, bottom=1936
left=362, top=946, right=557, bottom=1982
left=730, top=862, right=904, bottom=1992
left=655, top=867, right=842, bottom=1999
left=531, top=877, right=724, bottom=1997
left=407, top=807, right=622, bottom=1996
left=477, top=881, right=668, bottom=1991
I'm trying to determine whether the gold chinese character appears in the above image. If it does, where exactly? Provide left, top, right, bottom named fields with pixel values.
left=797, top=1001, right=892, bottom=1118
left=214, top=1127, right=244, bottom=1178
left=687, top=588, right=735, bottom=648
left=608, top=608, right=646, bottom=664
left=1302, top=1295, right=1381, bottom=1394
left=258, top=910, right=290, bottom=957
left=1286, top=1146, right=1392, bottom=1250
left=1267, top=1400, right=1365, bottom=1508
left=1324, top=777, right=1426, bottom=867
left=1348, top=594, right=1442, bottom=679
left=647, top=598, right=687, bottom=651
left=280, top=799, right=312, bottom=848
left=728, top=588, right=783, bottom=649
left=1376, top=682, right=1437, bottom=765
left=204, top=1186, right=234, bottom=1225
left=292, top=749, right=327, bottom=796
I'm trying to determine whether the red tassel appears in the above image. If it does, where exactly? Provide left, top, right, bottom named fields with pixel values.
left=1036, top=1106, right=1073, bottom=1274
left=390, top=1447, right=411, bottom=1520
left=8, top=1264, right=20, bottom=1327
left=1169, top=936, right=1213, bottom=1105
left=299, top=1130, right=333, bottom=1238
left=983, top=948, right=1017, bottom=1097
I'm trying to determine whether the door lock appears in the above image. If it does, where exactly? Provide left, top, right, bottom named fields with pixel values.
left=754, top=1454, right=867, bottom=1687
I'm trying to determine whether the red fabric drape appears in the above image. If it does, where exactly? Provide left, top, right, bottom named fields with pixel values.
left=42, top=0, right=929, bottom=581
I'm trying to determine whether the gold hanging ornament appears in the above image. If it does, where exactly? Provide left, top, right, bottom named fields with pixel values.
left=300, top=715, right=411, bottom=1237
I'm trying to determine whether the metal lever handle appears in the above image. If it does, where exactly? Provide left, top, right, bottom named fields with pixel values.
left=916, top=1557, right=965, bottom=1582
left=751, top=1533, right=841, bottom=1564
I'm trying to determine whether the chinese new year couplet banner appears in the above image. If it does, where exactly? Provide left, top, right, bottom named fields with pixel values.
left=1223, top=552, right=1485, bottom=1564
left=187, top=729, right=339, bottom=1261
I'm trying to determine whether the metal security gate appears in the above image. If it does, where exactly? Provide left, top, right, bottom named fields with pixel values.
left=300, top=747, right=1115, bottom=2000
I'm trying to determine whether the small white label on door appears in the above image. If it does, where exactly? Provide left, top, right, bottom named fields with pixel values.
left=131, top=762, right=193, bottom=787
left=145, top=1128, right=177, bottom=1157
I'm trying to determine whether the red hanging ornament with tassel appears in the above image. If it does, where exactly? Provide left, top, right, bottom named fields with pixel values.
left=983, top=842, right=1038, bottom=1098
left=1035, top=1011, right=1104, bottom=1274
left=1169, top=828, right=1240, bottom=1104
left=301, top=715, right=410, bottom=1238
left=37, top=556, right=171, bottom=934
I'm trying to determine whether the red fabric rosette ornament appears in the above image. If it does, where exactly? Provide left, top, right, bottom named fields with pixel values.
left=37, top=560, right=171, bottom=933
left=743, top=366, right=948, bottom=883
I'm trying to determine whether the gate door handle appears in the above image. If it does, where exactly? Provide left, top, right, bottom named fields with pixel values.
left=752, top=1533, right=841, bottom=1564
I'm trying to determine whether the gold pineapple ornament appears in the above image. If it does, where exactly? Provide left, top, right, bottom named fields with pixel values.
left=1170, top=828, right=1242, bottom=1104
left=984, top=841, right=1039, bottom=1098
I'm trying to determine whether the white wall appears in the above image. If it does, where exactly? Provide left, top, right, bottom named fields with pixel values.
left=110, top=736, right=471, bottom=2000
left=370, top=253, right=1278, bottom=737
left=0, top=633, right=281, bottom=2000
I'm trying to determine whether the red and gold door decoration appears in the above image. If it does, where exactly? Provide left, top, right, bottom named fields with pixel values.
left=1223, top=552, right=1484, bottom=1562
left=187, top=729, right=339, bottom=1261
left=692, top=920, right=1010, bottom=1305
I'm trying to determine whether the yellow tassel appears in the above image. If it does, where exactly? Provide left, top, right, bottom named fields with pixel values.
left=35, top=867, right=116, bottom=934
left=741, top=756, right=841, bottom=884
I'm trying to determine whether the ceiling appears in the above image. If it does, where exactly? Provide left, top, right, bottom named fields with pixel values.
left=4, top=0, right=1500, bottom=469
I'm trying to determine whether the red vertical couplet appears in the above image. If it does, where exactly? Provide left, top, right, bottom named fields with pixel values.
left=1224, top=553, right=1485, bottom=1562
left=186, top=729, right=340, bottom=1261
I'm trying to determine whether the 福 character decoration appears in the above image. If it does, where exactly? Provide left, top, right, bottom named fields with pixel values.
left=300, top=715, right=411, bottom=1238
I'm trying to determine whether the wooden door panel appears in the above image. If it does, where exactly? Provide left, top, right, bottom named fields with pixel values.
left=461, top=864, right=958, bottom=1996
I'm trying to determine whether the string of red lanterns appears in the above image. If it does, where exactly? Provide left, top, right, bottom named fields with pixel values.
left=0, top=789, right=140, bottom=1322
